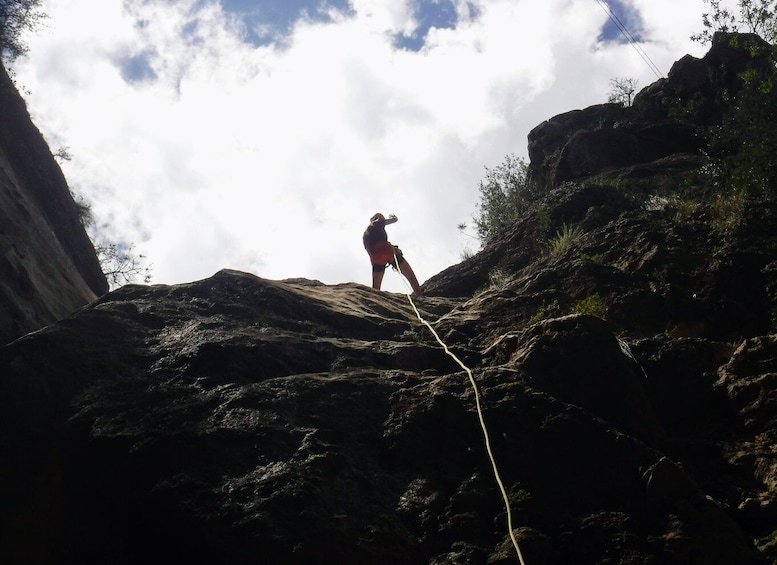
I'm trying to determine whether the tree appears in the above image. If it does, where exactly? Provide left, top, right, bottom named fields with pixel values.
left=706, top=58, right=777, bottom=198
left=96, top=242, right=153, bottom=289
left=0, top=0, right=46, bottom=63
left=684, top=25, right=777, bottom=207
left=689, top=2, right=777, bottom=202
left=53, top=146, right=72, bottom=163
left=692, top=0, right=777, bottom=44
left=471, top=154, right=540, bottom=244
left=738, top=0, right=777, bottom=40
left=607, top=77, right=639, bottom=107
left=74, top=202, right=153, bottom=289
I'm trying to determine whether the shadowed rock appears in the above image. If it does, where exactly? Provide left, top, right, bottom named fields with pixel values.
left=0, top=64, right=107, bottom=345
left=0, top=269, right=769, bottom=564
left=2, top=33, right=777, bottom=565
left=526, top=32, right=771, bottom=188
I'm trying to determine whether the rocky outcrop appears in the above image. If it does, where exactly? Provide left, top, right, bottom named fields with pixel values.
left=527, top=32, right=772, bottom=187
left=0, top=270, right=770, bottom=564
left=425, top=161, right=777, bottom=340
left=2, top=33, right=777, bottom=565
left=0, top=63, right=107, bottom=346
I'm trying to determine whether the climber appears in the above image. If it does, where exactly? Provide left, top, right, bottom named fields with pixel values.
left=363, top=212, right=423, bottom=295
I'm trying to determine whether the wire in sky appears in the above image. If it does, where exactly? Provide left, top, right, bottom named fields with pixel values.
left=595, top=0, right=664, bottom=79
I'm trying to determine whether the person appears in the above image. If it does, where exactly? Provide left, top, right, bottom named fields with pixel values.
left=363, top=212, right=423, bottom=295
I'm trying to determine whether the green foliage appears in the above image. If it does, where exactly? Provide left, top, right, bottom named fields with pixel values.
left=710, top=185, right=747, bottom=233
left=740, top=0, right=777, bottom=41
left=473, top=154, right=541, bottom=244
left=675, top=198, right=702, bottom=220
left=644, top=194, right=702, bottom=221
left=549, top=223, right=584, bottom=258
left=684, top=38, right=777, bottom=227
left=684, top=31, right=777, bottom=217
left=530, top=294, right=606, bottom=324
left=69, top=187, right=93, bottom=228
left=665, top=90, right=708, bottom=125
left=643, top=194, right=679, bottom=212
left=706, top=62, right=777, bottom=198
left=530, top=299, right=561, bottom=324
left=692, top=0, right=777, bottom=44
left=582, top=253, right=603, bottom=263
left=0, top=0, right=47, bottom=63
left=535, top=205, right=551, bottom=238
left=459, top=245, right=475, bottom=260
left=401, top=325, right=429, bottom=344
left=487, top=267, right=511, bottom=289
left=573, top=294, right=607, bottom=317
left=692, top=0, right=738, bottom=44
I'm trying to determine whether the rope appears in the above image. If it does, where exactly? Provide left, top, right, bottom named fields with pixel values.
left=390, top=255, right=527, bottom=565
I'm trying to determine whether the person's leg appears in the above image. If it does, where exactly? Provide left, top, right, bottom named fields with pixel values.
left=372, top=263, right=386, bottom=289
left=399, top=260, right=423, bottom=295
left=372, top=269, right=385, bottom=290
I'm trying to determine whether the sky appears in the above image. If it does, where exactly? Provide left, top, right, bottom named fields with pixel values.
left=11, top=0, right=714, bottom=293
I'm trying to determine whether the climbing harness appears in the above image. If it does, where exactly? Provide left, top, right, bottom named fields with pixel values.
left=390, top=253, right=527, bottom=565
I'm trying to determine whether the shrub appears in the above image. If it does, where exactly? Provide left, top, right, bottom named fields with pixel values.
left=473, top=154, right=542, bottom=244
left=573, top=294, right=607, bottom=317
left=711, top=185, right=747, bottom=233
left=535, top=205, right=551, bottom=238
left=487, top=267, right=511, bottom=289
left=530, top=299, right=561, bottom=324
left=549, top=223, right=584, bottom=257
left=699, top=36, right=777, bottom=202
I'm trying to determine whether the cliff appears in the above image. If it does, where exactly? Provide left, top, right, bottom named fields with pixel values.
left=0, top=62, right=107, bottom=346
left=1, top=34, right=776, bottom=565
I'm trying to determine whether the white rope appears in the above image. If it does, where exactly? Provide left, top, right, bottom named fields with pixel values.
left=390, top=257, right=527, bottom=565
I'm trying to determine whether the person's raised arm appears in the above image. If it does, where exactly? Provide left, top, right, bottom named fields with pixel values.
left=385, top=213, right=398, bottom=225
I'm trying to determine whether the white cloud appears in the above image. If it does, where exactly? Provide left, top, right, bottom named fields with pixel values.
left=13, top=0, right=710, bottom=293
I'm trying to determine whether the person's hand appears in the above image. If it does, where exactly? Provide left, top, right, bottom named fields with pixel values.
left=388, top=213, right=397, bottom=221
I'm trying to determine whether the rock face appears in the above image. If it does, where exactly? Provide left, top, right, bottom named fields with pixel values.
left=527, top=32, right=771, bottom=187
left=0, top=63, right=107, bottom=346
left=0, top=271, right=770, bottom=565
left=2, top=34, right=777, bottom=565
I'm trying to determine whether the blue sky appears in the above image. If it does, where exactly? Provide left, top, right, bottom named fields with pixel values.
left=214, top=0, right=479, bottom=50
left=217, top=0, right=638, bottom=49
left=13, top=0, right=708, bottom=292
left=597, top=0, right=645, bottom=43
left=394, top=0, right=475, bottom=51
left=217, top=0, right=353, bottom=45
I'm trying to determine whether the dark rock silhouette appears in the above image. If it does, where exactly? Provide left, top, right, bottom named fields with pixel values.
left=1, top=33, right=776, bottom=565
left=527, top=32, right=771, bottom=187
left=0, top=63, right=107, bottom=345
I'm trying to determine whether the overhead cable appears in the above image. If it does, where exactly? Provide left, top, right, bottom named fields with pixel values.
left=595, top=0, right=664, bottom=79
